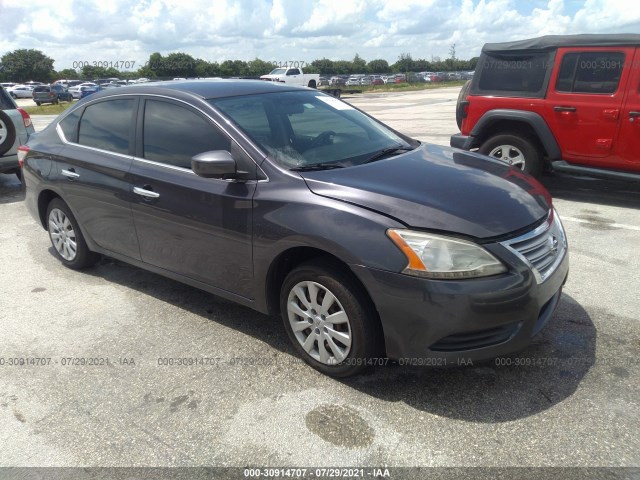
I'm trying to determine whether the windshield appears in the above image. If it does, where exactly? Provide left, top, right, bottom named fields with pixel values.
left=268, top=68, right=287, bottom=75
left=209, top=90, right=413, bottom=169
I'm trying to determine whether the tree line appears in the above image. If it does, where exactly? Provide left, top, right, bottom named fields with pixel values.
left=0, top=48, right=479, bottom=83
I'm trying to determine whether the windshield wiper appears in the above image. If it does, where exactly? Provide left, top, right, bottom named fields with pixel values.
left=290, top=163, right=345, bottom=172
left=363, top=145, right=414, bottom=164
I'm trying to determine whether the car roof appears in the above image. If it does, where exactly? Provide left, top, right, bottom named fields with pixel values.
left=89, top=79, right=301, bottom=100
left=483, top=33, right=640, bottom=53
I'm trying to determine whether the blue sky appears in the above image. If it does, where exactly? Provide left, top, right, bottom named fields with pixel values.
left=1, top=0, right=639, bottom=71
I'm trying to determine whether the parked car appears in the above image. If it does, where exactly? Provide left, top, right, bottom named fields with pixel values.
left=345, top=76, right=360, bottom=86
left=32, top=85, right=73, bottom=105
left=6, top=85, right=34, bottom=99
left=0, top=82, right=16, bottom=89
left=79, top=85, right=102, bottom=98
left=330, top=76, right=346, bottom=86
left=360, top=76, right=372, bottom=86
left=451, top=33, right=640, bottom=180
left=318, top=77, right=330, bottom=87
left=21, top=80, right=568, bottom=377
left=68, top=83, right=97, bottom=99
left=0, top=86, right=34, bottom=180
left=260, top=68, right=320, bottom=88
left=371, top=77, right=384, bottom=85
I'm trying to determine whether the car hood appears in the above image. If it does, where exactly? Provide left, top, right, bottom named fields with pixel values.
left=299, top=144, right=551, bottom=239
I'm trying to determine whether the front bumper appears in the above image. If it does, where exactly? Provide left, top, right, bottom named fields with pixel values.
left=450, top=133, right=473, bottom=150
left=351, top=243, right=569, bottom=362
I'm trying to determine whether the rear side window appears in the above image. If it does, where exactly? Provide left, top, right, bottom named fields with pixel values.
left=78, top=99, right=134, bottom=154
left=556, top=51, right=625, bottom=94
left=0, top=87, right=15, bottom=110
left=475, top=52, right=552, bottom=97
left=142, top=100, right=230, bottom=169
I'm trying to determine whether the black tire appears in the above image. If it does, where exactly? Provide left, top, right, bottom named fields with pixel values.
left=479, top=133, right=543, bottom=177
left=280, top=259, right=383, bottom=377
left=455, top=80, right=472, bottom=130
left=46, top=198, right=100, bottom=269
left=35, top=101, right=41, bottom=106
left=10, top=93, right=17, bottom=99
left=308, top=80, right=317, bottom=89
left=0, top=110, right=17, bottom=156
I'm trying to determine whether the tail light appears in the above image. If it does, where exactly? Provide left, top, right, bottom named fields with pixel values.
left=16, top=108, right=32, bottom=128
left=17, top=145, right=30, bottom=169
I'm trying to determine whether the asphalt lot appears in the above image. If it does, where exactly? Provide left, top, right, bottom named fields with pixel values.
left=1, top=87, right=639, bottom=472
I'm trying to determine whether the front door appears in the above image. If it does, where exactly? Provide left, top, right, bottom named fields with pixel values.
left=129, top=98, right=256, bottom=298
left=546, top=47, right=634, bottom=168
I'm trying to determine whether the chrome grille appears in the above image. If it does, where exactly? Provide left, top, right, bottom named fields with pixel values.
left=501, top=209, right=567, bottom=284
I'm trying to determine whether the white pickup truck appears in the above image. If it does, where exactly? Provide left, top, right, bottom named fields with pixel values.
left=260, top=67, right=320, bottom=88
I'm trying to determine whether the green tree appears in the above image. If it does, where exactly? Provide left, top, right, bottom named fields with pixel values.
left=194, top=59, right=219, bottom=77
left=80, top=65, right=119, bottom=80
left=332, top=60, right=353, bottom=75
left=246, top=58, right=276, bottom=77
left=392, top=53, right=413, bottom=73
left=0, top=49, right=55, bottom=82
left=161, top=52, right=198, bottom=77
left=311, top=58, right=334, bottom=74
left=56, top=68, right=79, bottom=79
left=366, top=59, right=389, bottom=74
left=352, top=53, right=367, bottom=73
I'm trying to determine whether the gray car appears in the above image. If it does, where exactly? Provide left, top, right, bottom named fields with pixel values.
left=0, top=86, right=35, bottom=179
left=22, top=80, right=569, bottom=377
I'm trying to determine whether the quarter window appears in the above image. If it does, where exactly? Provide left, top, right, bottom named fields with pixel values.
left=59, top=108, right=83, bottom=143
left=78, top=99, right=134, bottom=154
left=143, top=100, right=230, bottom=169
left=556, top=52, right=625, bottom=94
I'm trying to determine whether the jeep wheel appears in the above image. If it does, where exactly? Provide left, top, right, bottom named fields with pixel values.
left=0, top=110, right=17, bottom=156
left=479, top=134, right=542, bottom=177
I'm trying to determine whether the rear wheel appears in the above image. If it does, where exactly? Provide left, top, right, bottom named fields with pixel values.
left=0, top=110, right=17, bottom=156
left=280, top=260, right=382, bottom=377
left=479, top=134, right=543, bottom=177
left=35, top=101, right=41, bottom=106
left=46, top=198, right=100, bottom=269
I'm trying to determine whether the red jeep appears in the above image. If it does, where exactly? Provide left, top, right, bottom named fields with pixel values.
left=451, top=34, right=640, bottom=181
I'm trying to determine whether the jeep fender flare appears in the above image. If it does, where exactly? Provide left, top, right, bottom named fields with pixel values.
left=469, top=109, right=561, bottom=161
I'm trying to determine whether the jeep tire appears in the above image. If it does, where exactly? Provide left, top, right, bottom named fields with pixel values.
left=479, top=134, right=543, bottom=177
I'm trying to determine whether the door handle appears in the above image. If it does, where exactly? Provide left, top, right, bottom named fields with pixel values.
left=554, top=106, right=576, bottom=112
left=629, top=111, right=640, bottom=118
left=133, top=186, right=160, bottom=199
left=61, top=168, right=80, bottom=179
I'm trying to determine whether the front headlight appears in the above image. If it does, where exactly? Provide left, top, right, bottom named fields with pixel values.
left=387, top=229, right=507, bottom=279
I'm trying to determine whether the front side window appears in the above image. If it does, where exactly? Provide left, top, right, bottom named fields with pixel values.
left=210, top=91, right=413, bottom=169
left=78, top=99, right=134, bottom=154
left=556, top=51, right=625, bottom=94
left=142, top=100, right=230, bottom=169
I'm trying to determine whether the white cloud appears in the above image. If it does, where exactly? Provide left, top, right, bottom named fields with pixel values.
left=1, top=0, right=639, bottom=73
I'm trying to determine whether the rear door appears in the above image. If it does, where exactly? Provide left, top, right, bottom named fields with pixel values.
left=54, top=97, right=141, bottom=259
left=546, top=47, right=634, bottom=168
left=128, top=97, right=256, bottom=298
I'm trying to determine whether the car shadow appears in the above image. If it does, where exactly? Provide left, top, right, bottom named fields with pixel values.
left=0, top=173, right=24, bottom=204
left=74, top=255, right=594, bottom=424
left=540, top=172, right=640, bottom=209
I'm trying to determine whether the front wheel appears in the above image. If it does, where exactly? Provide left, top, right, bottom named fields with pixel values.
left=479, top=134, right=543, bottom=177
left=46, top=198, right=100, bottom=269
left=280, top=260, right=382, bottom=377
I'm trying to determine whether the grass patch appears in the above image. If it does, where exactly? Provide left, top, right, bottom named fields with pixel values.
left=358, top=81, right=467, bottom=93
left=23, top=102, right=75, bottom=116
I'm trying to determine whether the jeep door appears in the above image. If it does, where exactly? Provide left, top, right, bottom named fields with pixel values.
left=546, top=47, right=634, bottom=168
left=615, top=47, right=640, bottom=169
left=128, top=97, right=256, bottom=298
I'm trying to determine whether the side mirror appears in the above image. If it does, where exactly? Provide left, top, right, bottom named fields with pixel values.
left=191, top=150, right=247, bottom=181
